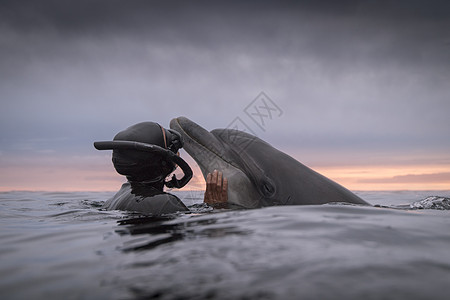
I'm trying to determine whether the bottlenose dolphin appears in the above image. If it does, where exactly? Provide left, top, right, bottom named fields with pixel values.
left=170, top=116, right=369, bottom=208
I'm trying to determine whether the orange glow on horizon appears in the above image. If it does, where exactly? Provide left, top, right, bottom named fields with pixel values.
left=314, top=164, right=450, bottom=191
left=0, top=152, right=449, bottom=192
left=0, top=161, right=449, bottom=192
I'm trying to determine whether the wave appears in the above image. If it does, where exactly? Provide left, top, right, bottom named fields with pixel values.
left=409, top=196, right=450, bottom=210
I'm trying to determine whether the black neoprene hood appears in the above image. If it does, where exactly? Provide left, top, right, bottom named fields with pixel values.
left=94, top=121, right=192, bottom=188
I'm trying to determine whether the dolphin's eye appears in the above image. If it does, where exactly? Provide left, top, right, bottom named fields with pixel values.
left=261, top=180, right=275, bottom=198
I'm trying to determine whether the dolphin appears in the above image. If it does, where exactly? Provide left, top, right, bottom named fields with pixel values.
left=170, top=116, right=369, bottom=208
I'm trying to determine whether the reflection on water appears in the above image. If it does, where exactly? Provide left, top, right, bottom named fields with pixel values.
left=0, top=190, right=450, bottom=299
left=117, top=214, right=251, bottom=252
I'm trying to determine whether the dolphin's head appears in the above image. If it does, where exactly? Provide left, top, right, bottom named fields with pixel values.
left=170, top=116, right=267, bottom=208
left=170, top=117, right=369, bottom=207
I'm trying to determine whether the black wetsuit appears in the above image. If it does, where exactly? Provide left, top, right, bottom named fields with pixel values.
left=103, top=182, right=189, bottom=215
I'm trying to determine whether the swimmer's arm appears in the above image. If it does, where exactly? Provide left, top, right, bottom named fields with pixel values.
left=204, top=170, right=228, bottom=209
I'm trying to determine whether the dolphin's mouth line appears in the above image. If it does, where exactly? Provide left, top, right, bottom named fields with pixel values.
left=173, top=118, right=243, bottom=172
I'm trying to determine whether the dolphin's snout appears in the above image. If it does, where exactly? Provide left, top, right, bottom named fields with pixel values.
left=170, top=116, right=262, bottom=208
left=170, top=116, right=226, bottom=158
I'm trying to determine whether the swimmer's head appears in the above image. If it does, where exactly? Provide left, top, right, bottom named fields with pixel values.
left=94, top=122, right=189, bottom=186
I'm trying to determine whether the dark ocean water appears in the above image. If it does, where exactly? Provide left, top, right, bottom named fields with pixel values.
left=1, top=190, right=450, bottom=300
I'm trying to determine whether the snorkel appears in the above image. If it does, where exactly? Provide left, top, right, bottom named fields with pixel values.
left=94, top=122, right=193, bottom=189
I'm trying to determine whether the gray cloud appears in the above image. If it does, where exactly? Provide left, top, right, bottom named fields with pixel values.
left=1, top=0, right=449, bottom=165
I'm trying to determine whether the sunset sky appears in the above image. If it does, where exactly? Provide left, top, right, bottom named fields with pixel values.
left=1, top=0, right=449, bottom=192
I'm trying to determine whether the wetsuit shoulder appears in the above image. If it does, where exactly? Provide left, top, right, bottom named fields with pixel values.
left=103, top=182, right=189, bottom=215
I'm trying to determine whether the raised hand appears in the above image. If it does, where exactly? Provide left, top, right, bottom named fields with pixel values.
left=204, top=170, right=228, bottom=208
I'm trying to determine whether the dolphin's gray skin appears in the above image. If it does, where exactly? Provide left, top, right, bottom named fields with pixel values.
left=170, top=116, right=369, bottom=208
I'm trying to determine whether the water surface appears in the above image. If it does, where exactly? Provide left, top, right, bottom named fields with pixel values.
left=1, top=190, right=450, bottom=299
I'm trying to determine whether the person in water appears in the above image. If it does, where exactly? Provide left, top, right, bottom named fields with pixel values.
left=94, top=122, right=228, bottom=214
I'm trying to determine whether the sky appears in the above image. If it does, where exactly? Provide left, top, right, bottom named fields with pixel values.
left=1, top=0, right=449, bottom=192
